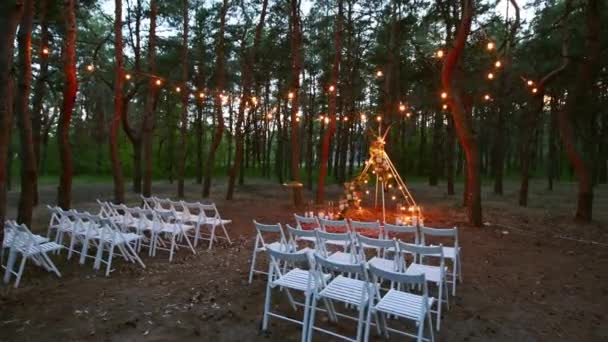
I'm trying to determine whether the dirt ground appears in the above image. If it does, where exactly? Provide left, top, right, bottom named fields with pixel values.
left=1, top=178, right=607, bottom=342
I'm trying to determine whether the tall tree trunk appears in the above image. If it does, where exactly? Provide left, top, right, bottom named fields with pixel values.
left=177, top=0, right=189, bottom=198
left=288, top=0, right=303, bottom=205
left=57, top=0, right=77, bottom=209
left=31, top=0, right=49, bottom=205
left=15, top=0, right=36, bottom=225
left=316, top=0, right=343, bottom=204
left=441, top=0, right=482, bottom=226
left=110, top=0, right=125, bottom=204
left=227, top=0, right=268, bottom=200
left=142, top=0, right=158, bottom=197
left=429, top=111, right=442, bottom=186
left=446, top=116, right=455, bottom=195
left=202, top=0, right=228, bottom=198
left=557, top=0, right=600, bottom=222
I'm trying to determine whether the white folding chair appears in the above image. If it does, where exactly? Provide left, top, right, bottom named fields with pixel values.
left=307, top=253, right=371, bottom=342
left=420, top=226, right=461, bottom=296
left=2, top=221, right=62, bottom=288
left=384, top=223, right=419, bottom=261
left=315, top=230, right=357, bottom=264
left=293, top=214, right=320, bottom=243
left=349, top=220, right=382, bottom=240
left=365, top=264, right=435, bottom=342
left=318, top=218, right=350, bottom=234
left=153, top=210, right=197, bottom=262
left=261, top=248, right=329, bottom=341
left=195, top=203, right=232, bottom=250
left=399, top=242, right=448, bottom=331
left=248, top=221, right=289, bottom=284
left=355, top=234, right=399, bottom=273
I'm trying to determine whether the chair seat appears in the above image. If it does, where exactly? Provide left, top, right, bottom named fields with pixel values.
left=264, top=241, right=287, bottom=252
left=296, top=236, right=317, bottom=243
left=368, top=257, right=398, bottom=272
left=325, top=239, right=350, bottom=248
left=374, top=289, right=434, bottom=320
left=111, top=232, right=141, bottom=244
left=426, top=245, right=459, bottom=260
left=159, top=223, right=195, bottom=234
left=3, top=231, right=49, bottom=247
left=319, top=275, right=369, bottom=305
left=272, top=268, right=330, bottom=291
left=20, top=242, right=63, bottom=256
left=327, top=251, right=357, bottom=264
left=404, top=263, right=446, bottom=284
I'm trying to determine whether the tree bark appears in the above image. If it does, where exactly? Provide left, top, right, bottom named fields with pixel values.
left=57, top=0, right=78, bottom=209
left=288, top=0, right=303, bottom=206
left=202, top=0, right=228, bottom=198
left=177, top=0, right=189, bottom=198
left=110, top=0, right=125, bottom=204
left=557, top=0, right=601, bottom=222
left=31, top=0, right=48, bottom=205
left=142, top=0, right=158, bottom=197
left=441, top=0, right=482, bottom=226
left=15, top=0, right=36, bottom=225
left=316, top=0, right=343, bottom=204
left=227, top=0, right=268, bottom=200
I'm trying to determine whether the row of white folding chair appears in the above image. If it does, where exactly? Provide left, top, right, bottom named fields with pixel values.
left=2, top=221, right=63, bottom=288
left=111, top=205, right=197, bottom=262
left=294, top=215, right=461, bottom=296
left=46, top=206, right=145, bottom=275
left=140, top=196, right=232, bottom=250
left=281, top=225, right=449, bottom=331
left=262, top=249, right=436, bottom=342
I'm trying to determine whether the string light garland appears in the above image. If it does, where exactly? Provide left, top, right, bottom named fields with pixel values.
left=487, top=72, right=494, bottom=80
left=86, top=64, right=95, bottom=72
left=155, top=79, right=162, bottom=86
left=42, top=47, right=49, bottom=55
left=486, top=41, right=495, bottom=50
left=328, top=85, right=335, bottom=93
left=375, top=70, right=383, bottom=77
left=484, top=94, right=491, bottom=101
left=436, top=49, right=444, bottom=58
left=376, top=115, right=382, bottom=122
left=440, top=91, right=448, bottom=99
left=125, top=73, right=132, bottom=80
left=494, top=60, right=502, bottom=68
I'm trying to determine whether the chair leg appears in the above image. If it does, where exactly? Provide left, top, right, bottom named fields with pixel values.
left=355, top=302, right=367, bottom=342
left=220, top=223, right=231, bottom=244
left=364, top=305, right=373, bottom=342
left=14, top=255, right=28, bottom=288
left=427, top=307, right=435, bottom=342
left=306, top=295, right=319, bottom=342
left=262, top=283, right=272, bottom=331
left=207, top=225, right=216, bottom=250
left=248, top=247, right=258, bottom=284
left=301, top=291, right=311, bottom=342
left=458, top=252, right=463, bottom=282
left=169, top=234, right=177, bottom=262
left=416, top=317, right=424, bottom=342
left=105, top=245, right=115, bottom=277
left=452, top=261, right=457, bottom=297
left=3, top=249, right=18, bottom=284
left=436, top=282, right=443, bottom=331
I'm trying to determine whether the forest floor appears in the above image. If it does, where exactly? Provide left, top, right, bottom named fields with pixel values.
left=0, top=178, right=607, bottom=342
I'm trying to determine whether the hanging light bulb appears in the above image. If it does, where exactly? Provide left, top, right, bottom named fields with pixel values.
left=155, top=79, right=162, bottom=86
left=487, top=41, right=495, bottom=50
left=360, top=113, right=367, bottom=121
left=251, top=96, right=258, bottom=105
left=436, top=49, right=444, bottom=58
left=86, top=64, right=95, bottom=72
left=125, top=73, right=132, bottom=80
left=399, top=103, right=406, bottom=112
left=343, top=116, right=349, bottom=122
left=376, top=70, right=383, bottom=78
left=266, top=113, right=273, bottom=120
left=198, top=92, right=205, bottom=98
left=527, top=80, right=534, bottom=86
left=175, top=86, right=181, bottom=93
left=376, top=115, right=382, bottom=122
left=441, top=91, right=447, bottom=99
left=42, top=47, right=49, bottom=55
left=288, top=91, right=294, bottom=99
left=495, top=60, right=502, bottom=68
left=391, top=195, right=397, bottom=201
left=295, top=117, right=300, bottom=122
left=442, top=104, right=448, bottom=110
left=406, top=112, right=411, bottom=118
left=328, top=85, right=335, bottom=93
left=319, top=115, right=325, bottom=121
left=365, top=190, right=370, bottom=195
left=484, top=94, right=491, bottom=101
left=487, top=72, right=494, bottom=80
left=324, top=117, right=330, bottom=124
left=532, top=87, right=538, bottom=94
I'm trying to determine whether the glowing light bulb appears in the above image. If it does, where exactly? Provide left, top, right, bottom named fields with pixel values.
left=295, top=117, right=300, bottom=122
left=198, top=92, right=205, bottom=98
left=399, top=104, right=406, bottom=112
left=527, top=80, right=534, bottom=86
left=125, top=73, right=132, bottom=80
left=376, top=70, right=383, bottom=77
left=266, top=113, right=273, bottom=120
left=364, top=180, right=368, bottom=184
left=532, top=87, right=538, bottom=94
left=487, top=42, right=495, bottom=50
left=251, top=96, right=258, bottom=105
left=155, top=79, right=162, bottom=86
left=86, top=64, right=95, bottom=72
left=484, top=94, right=491, bottom=101
left=360, top=114, right=367, bottom=121
left=487, top=72, right=494, bottom=80
left=328, top=85, right=335, bottom=92
left=391, top=196, right=396, bottom=201
left=288, top=92, right=294, bottom=99
left=365, top=190, right=370, bottom=195
left=42, top=47, right=49, bottom=55
left=324, top=117, right=330, bottom=124
left=343, top=116, right=348, bottom=122
left=436, top=49, right=444, bottom=58
left=441, top=92, right=447, bottom=99
left=376, top=115, right=382, bottom=122
left=406, top=112, right=411, bottom=118
left=442, top=104, right=448, bottom=110
left=319, top=115, right=325, bottom=121
left=175, top=86, right=181, bottom=93
left=495, top=60, right=502, bottom=68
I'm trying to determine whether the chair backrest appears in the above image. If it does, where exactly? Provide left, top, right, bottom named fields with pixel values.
left=140, top=195, right=156, bottom=210
left=313, top=252, right=367, bottom=279
left=294, top=214, right=320, bottom=231
left=420, top=226, right=458, bottom=247
left=200, top=203, right=221, bottom=220
left=356, top=233, right=396, bottom=250
left=368, top=263, right=427, bottom=296
left=286, top=224, right=316, bottom=249
left=384, top=223, right=419, bottom=244
left=9, top=223, right=37, bottom=249
left=349, top=220, right=381, bottom=238
left=315, top=230, right=353, bottom=257
left=318, top=218, right=349, bottom=233
left=253, top=220, right=287, bottom=248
